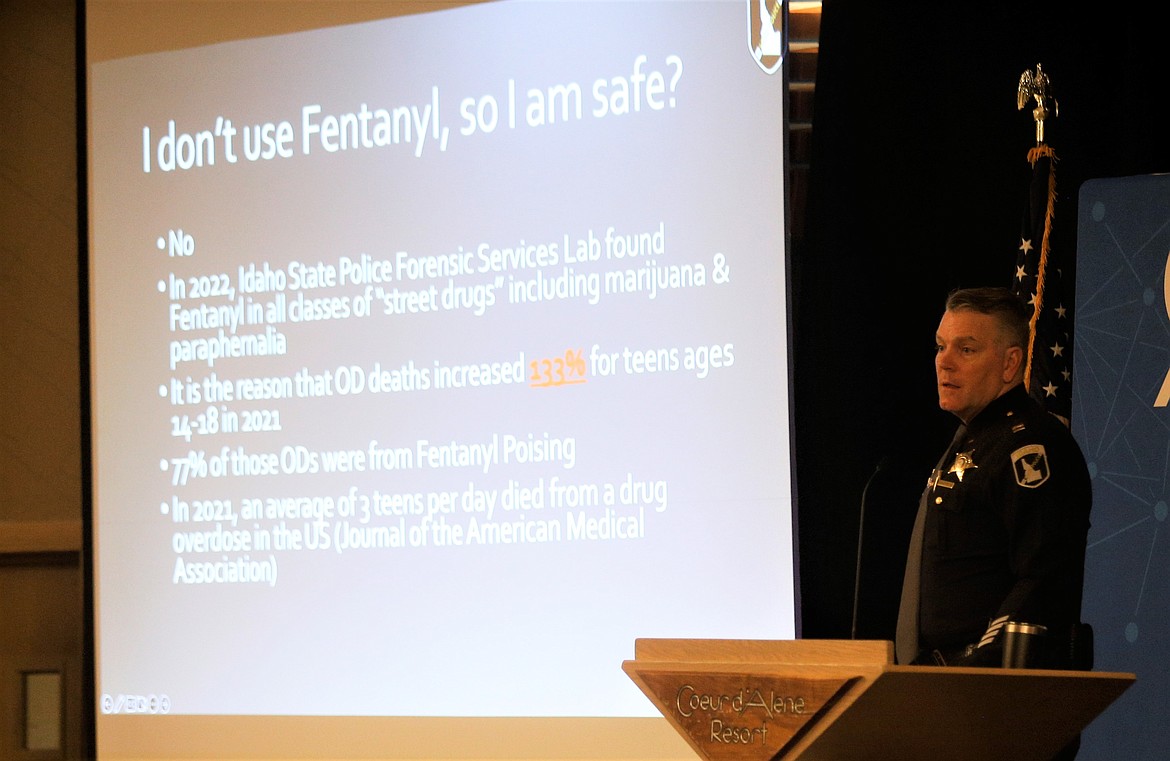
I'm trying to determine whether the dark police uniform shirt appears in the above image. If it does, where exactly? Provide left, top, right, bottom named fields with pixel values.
left=918, top=383, right=1092, bottom=662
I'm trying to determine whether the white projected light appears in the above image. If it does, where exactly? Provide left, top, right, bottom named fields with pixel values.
left=86, top=1, right=795, bottom=757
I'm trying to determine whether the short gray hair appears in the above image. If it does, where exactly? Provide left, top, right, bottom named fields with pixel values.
left=944, top=286, right=1030, bottom=349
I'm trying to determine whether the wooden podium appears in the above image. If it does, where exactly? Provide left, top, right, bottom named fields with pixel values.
left=622, top=639, right=1134, bottom=761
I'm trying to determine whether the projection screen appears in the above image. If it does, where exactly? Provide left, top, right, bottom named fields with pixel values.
left=84, top=1, right=798, bottom=758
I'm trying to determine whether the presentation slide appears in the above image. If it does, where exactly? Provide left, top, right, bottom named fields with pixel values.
left=86, top=0, right=795, bottom=756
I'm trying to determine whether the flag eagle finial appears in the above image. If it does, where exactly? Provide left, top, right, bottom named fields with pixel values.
left=1018, top=63, right=1058, bottom=145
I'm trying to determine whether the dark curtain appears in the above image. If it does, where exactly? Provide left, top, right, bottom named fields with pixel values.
left=792, top=1, right=1170, bottom=639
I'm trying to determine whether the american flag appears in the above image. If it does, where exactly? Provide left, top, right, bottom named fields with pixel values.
left=1011, top=144, right=1074, bottom=424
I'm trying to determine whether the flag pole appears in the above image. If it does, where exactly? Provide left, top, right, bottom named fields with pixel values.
left=1015, top=64, right=1059, bottom=394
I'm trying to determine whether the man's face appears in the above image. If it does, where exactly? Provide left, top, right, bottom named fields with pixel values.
left=934, top=308, right=1015, bottom=423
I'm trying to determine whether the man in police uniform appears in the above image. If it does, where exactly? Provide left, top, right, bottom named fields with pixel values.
left=896, top=287, right=1092, bottom=672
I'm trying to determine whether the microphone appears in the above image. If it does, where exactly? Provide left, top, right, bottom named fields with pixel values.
left=851, top=456, right=891, bottom=639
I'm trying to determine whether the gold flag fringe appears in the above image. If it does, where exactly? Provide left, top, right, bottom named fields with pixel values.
left=1023, top=143, right=1057, bottom=391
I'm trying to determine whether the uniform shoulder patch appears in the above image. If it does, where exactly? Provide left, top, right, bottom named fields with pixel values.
left=1011, top=444, right=1049, bottom=488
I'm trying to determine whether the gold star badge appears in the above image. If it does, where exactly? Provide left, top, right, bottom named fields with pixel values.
left=949, top=449, right=978, bottom=481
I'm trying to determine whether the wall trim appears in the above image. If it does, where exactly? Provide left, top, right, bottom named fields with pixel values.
left=0, top=520, right=82, bottom=554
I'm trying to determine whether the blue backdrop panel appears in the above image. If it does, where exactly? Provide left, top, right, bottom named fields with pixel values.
left=1074, top=175, right=1170, bottom=760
